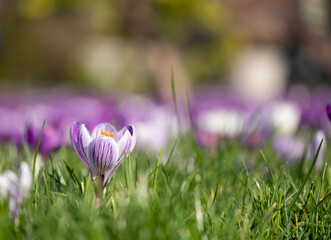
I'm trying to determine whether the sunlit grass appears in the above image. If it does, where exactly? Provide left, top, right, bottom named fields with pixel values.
left=0, top=134, right=330, bottom=239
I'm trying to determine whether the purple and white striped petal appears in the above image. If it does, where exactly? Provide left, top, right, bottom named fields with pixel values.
left=76, top=124, right=92, bottom=169
left=117, top=125, right=136, bottom=151
left=70, top=122, right=85, bottom=164
left=87, top=136, right=119, bottom=177
left=117, top=130, right=132, bottom=162
left=103, top=161, right=122, bottom=186
left=91, top=123, right=117, bottom=139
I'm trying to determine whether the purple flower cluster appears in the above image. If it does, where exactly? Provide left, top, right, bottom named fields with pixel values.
left=0, top=86, right=329, bottom=166
left=0, top=92, right=117, bottom=156
left=190, top=85, right=330, bottom=165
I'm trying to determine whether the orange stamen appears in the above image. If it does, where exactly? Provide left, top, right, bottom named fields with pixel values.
left=101, top=131, right=115, bottom=138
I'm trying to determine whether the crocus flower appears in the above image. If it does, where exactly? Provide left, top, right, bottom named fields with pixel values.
left=273, top=135, right=305, bottom=163
left=22, top=103, right=63, bottom=156
left=189, top=87, right=254, bottom=147
left=26, top=121, right=63, bottom=156
left=118, top=96, right=180, bottom=152
left=0, top=107, right=24, bottom=148
left=327, top=104, right=331, bottom=122
left=262, top=100, right=301, bottom=136
left=308, top=130, right=326, bottom=170
left=0, top=162, right=32, bottom=220
left=70, top=122, right=136, bottom=186
left=59, top=95, right=116, bottom=146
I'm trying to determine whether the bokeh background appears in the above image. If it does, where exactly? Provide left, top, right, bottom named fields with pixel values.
left=0, top=0, right=331, bottom=157
left=1, top=0, right=330, bottom=99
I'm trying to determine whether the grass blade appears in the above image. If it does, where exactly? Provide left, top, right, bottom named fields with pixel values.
left=32, top=119, right=45, bottom=183
left=165, top=133, right=179, bottom=168
left=171, top=69, right=181, bottom=129
left=212, top=180, right=219, bottom=204
left=288, top=139, right=323, bottom=212
left=260, top=150, right=275, bottom=184
left=153, top=148, right=162, bottom=192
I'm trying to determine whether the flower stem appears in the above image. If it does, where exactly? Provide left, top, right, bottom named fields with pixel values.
left=94, top=175, right=104, bottom=207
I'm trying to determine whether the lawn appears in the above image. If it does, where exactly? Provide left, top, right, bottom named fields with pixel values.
left=0, top=132, right=330, bottom=239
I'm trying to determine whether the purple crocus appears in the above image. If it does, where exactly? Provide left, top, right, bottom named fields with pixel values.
left=273, top=135, right=305, bottom=163
left=118, top=96, right=182, bottom=152
left=70, top=122, right=136, bottom=186
left=22, top=103, right=63, bottom=156
left=0, top=107, right=24, bottom=148
left=327, top=104, right=331, bottom=122
left=26, top=122, right=63, bottom=156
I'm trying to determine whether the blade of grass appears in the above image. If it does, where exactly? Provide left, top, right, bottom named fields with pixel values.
left=212, top=180, right=219, bottom=204
left=49, top=191, right=68, bottom=198
left=288, top=139, right=323, bottom=212
left=135, top=156, right=138, bottom=186
left=32, top=119, right=45, bottom=184
left=171, top=69, right=181, bottom=129
left=260, top=150, right=275, bottom=185
left=123, top=154, right=129, bottom=189
left=317, top=192, right=331, bottom=207
left=317, top=162, right=327, bottom=202
left=153, top=148, right=162, bottom=192
left=165, top=134, right=179, bottom=168
left=42, top=171, right=52, bottom=203
left=275, top=188, right=282, bottom=234
left=64, top=161, right=82, bottom=192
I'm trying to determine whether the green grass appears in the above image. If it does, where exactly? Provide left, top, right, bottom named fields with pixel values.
left=0, top=135, right=330, bottom=239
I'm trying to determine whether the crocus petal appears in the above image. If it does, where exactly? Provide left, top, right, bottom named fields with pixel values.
left=0, top=171, right=18, bottom=199
left=91, top=123, right=117, bottom=139
left=103, top=161, right=122, bottom=186
left=309, top=130, right=326, bottom=170
left=26, top=123, right=38, bottom=147
left=76, top=124, right=92, bottom=169
left=0, top=175, right=10, bottom=198
left=117, top=130, right=132, bottom=162
left=39, top=125, right=63, bottom=156
left=19, top=162, right=32, bottom=198
left=70, top=121, right=86, bottom=165
left=117, top=125, right=136, bottom=151
left=9, top=196, right=21, bottom=220
left=273, top=136, right=305, bottom=162
left=327, top=104, right=331, bottom=122
left=87, top=136, right=119, bottom=177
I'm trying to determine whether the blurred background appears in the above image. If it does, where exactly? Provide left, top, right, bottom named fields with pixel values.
left=0, top=0, right=331, bottom=157
left=1, top=0, right=330, bottom=100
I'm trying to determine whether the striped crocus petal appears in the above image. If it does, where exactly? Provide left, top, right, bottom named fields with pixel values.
left=87, top=136, right=119, bottom=179
left=77, top=124, right=93, bottom=168
left=103, top=161, right=122, bottom=186
left=70, top=121, right=84, bottom=163
left=102, top=125, right=136, bottom=186
left=327, top=104, right=331, bottom=122
left=70, top=122, right=92, bottom=169
left=91, top=123, right=117, bottom=139
left=117, top=130, right=133, bottom=162
left=117, top=125, right=136, bottom=152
